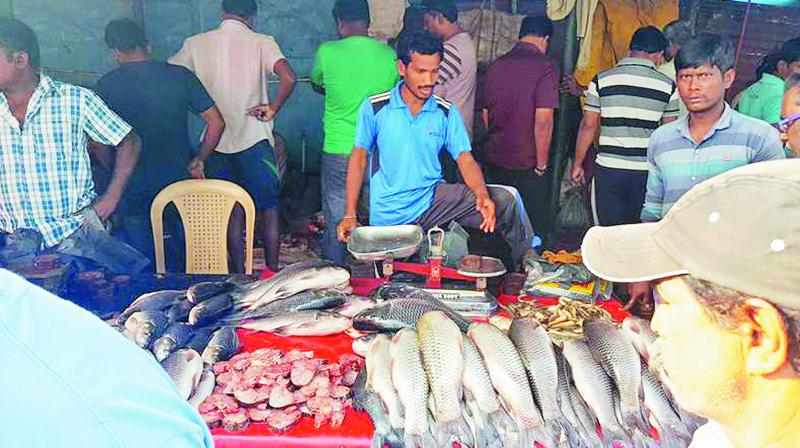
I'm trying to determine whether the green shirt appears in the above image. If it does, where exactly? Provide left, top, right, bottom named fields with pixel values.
left=311, top=36, right=398, bottom=155
left=737, top=73, right=785, bottom=124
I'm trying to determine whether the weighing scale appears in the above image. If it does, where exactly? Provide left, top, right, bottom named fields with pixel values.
left=347, top=225, right=507, bottom=317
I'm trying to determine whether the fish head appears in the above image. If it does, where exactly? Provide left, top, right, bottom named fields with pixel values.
left=153, top=337, right=177, bottom=362
left=352, top=302, right=396, bottom=331
left=134, top=323, right=156, bottom=348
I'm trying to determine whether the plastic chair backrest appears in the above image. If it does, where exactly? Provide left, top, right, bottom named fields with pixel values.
left=150, top=179, right=255, bottom=275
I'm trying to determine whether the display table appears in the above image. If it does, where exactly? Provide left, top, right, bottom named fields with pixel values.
left=211, top=273, right=628, bottom=448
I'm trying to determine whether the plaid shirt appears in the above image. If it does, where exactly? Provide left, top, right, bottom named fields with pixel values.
left=0, top=75, right=132, bottom=247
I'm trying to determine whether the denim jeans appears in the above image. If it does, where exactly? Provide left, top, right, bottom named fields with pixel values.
left=321, top=153, right=350, bottom=264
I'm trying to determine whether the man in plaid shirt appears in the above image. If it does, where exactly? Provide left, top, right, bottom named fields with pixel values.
left=0, top=18, right=148, bottom=274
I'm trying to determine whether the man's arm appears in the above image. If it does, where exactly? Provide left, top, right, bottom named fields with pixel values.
left=752, top=126, right=788, bottom=162
left=571, top=110, right=600, bottom=181
left=93, top=132, right=141, bottom=220
left=534, top=109, right=555, bottom=171
left=336, top=147, right=369, bottom=242
left=310, top=48, right=325, bottom=95
left=456, top=152, right=496, bottom=233
left=189, top=106, right=225, bottom=179
left=481, top=108, right=489, bottom=130
left=248, top=59, right=297, bottom=122
left=640, top=145, right=665, bottom=223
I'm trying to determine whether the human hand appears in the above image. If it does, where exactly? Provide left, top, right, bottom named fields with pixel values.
left=336, top=216, right=360, bottom=243
left=188, top=158, right=205, bottom=179
left=571, top=164, right=585, bottom=182
left=560, top=74, right=584, bottom=97
left=475, top=194, right=497, bottom=233
left=247, top=104, right=277, bottom=122
left=92, top=193, right=121, bottom=221
left=624, top=281, right=654, bottom=313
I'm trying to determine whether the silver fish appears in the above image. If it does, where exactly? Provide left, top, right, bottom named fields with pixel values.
left=162, top=348, right=204, bottom=400
left=352, top=333, right=379, bottom=357
left=353, top=297, right=471, bottom=333
left=223, top=290, right=347, bottom=324
left=202, top=326, right=240, bottom=364
left=241, top=311, right=351, bottom=336
left=555, top=348, right=604, bottom=448
left=129, top=310, right=169, bottom=349
left=390, top=329, right=436, bottom=448
left=186, top=281, right=235, bottom=304
left=467, top=322, right=547, bottom=447
left=641, top=365, right=691, bottom=447
left=118, top=290, right=184, bottom=325
left=188, top=293, right=232, bottom=326
left=188, top=366, right=216, bottom=409
left=370, top=283, right=437, bottom=301
left=166, top=300, right=194, bottom=322
left=462, top=334, right=516, bottom=448
left=335, top=295, right=378, bottom=318
left=185, top=326, right=216, bottom=353
left=152, top=322, right=194, bottom=362
left=509, top=318, right=565, bottom=447
left=239, top=262, right=350, bottom=310
left=584, top=319, right=651, bottom=443
left=621, top=316, right=657, bottom=363
left=366, top=334, right=405, bottom=430
left=352, top=368, right=404, bottom=448
left=562, top=338, right=632, bottom=447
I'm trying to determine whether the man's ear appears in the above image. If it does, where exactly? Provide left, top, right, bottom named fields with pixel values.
left=723, top=68, right=736, bottom=89
left=397, top=59, right=407, bottom=79
left=13, top=51, right=29, bottom=69
left=743, top=298, right=790, bottom=376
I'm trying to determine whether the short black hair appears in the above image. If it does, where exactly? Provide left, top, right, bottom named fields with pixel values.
left=519, top=16, right=553, bottom=39
left=421, top=0, right=458, bottom=23
left=756, top=52, right=781, bottom=78
left=629, top=26, right=667, bottom=54
left=675, top=33, right=735, bottom=73
left=787, top=72, right=800, bottom=93
left=780, top=37, right=800, bottom=65
left=105, top=19, right=148, bottom=53
left=222, top=0, right=257, bottom=19
left=396, top=31, right=443, bottom=65
left=0, top=17, right=40, bottom=69
left=662, top=20, right=692, bottom=47
left=333, top=0, right=370, bottom=25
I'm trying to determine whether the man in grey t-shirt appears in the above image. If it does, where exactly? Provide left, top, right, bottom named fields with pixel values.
left=422, top=0, right=477, bottom=141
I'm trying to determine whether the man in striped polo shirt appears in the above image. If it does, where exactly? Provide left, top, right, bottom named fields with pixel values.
left=641, top=33, right=785, bottom=223
left=572, top=26, right=680, bottom=226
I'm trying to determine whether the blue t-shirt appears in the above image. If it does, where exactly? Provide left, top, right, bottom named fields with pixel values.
left=0, top=269, right=213, bottom=448
left=353, top=81, right=472, bottom=225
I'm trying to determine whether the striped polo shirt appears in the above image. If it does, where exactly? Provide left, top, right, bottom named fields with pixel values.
left=641, top=104, right=785, bottom=222
left=585, top=57, right=680, bottom=171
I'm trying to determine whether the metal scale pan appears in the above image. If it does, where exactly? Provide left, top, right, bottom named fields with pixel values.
left=347, top=225, right=425, bottom=261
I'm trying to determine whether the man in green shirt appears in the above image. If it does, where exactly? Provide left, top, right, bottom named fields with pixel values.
left=738, top=38, right=800, bottom=125
left=311, top=0, right=398, bottom=264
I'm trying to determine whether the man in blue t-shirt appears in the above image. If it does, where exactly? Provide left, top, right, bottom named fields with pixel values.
left=336, top=31, right=536, bottom=264
left=0, top=269, right=214, bottom=447
left=95, top=19, right=226, bottom=271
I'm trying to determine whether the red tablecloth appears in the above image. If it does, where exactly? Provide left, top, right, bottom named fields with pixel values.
left=211, top=273, right=628, bottom=448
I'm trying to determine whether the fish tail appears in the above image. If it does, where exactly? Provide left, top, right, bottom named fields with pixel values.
left=486, top=408, right=518, bottom=447
left=434, top=417, right=474, bottom=448
left=602, top=426, right=634, bottom=448
left=653, top=424, right=692, bottom=448
left=520, top=426, right=550, bottom=448
left=404, top=431, right=437, bottom=448
left=560, top=417, right=586, bottom=448
left=625, top=409, right=655, bottom=445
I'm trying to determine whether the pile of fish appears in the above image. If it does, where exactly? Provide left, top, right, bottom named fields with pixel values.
left=199, top=348, right=363, bottom=432
left=113, top=260, right=359, bottom=409
left=352, top=284, right=702, bottom=448
left=502, top=297, right=614, bottom=338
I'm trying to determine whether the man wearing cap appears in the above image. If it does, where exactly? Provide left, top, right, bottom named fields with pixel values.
left=781, top=73, right=800, bottom=157
left=582, top=159, right=800, bottom=448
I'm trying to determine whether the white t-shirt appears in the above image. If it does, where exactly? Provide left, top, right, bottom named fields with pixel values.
left=170, top=20, right=286, bottom=153
left=689, top=421, right=734, bottom=448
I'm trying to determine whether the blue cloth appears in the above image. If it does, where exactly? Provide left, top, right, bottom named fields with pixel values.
left=353, top=81, right=472, bottom=225
left=207, top=139, right=280, bottom=209
left=642, top=104, right=785, bottom=222
left=0, top=269, right=213, bottom=448
left=0, top=75, right=133, bottom=247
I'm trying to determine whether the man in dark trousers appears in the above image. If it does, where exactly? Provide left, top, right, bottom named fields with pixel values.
left=96, top=19, right=225, bottom=271
left=480, top=16, right=558, bottom=242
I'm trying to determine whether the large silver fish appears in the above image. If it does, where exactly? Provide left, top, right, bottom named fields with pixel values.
left=223, top=289, right=347, bottom=324
left=370, top=283, right=437, bottom=301
left=128, top=310, right=169, bottom=349
left=202, top=326, right=240, bottom=364
left=239, top=262, right=350, bottom=310
left=186, top=281, right=235, bottom=304
left=353, top=297, right=471, bottom=333
left=562, top=338, right=632, bottom=447
left=188, top=293, right=232, bottom=326
left=417, top=311, right=472, bottom=447
left=188, top=366, right=216, bottom=409
left=462, top=334, right=516, bottom=448
left=185, top=326, right=216, bottom=353
left=240, top=311, right=351, bottom=336
left=390, top=329, right=436, bottom=448
left=366, top=334, right=405, bottom=431
left=162, top=348, right=204, bottom=400
left=352, top=368, right=404, bottom=448
left=621, top=316, right=657, bottom=363
left=584, top=319, right=651, bottom=443
left=555, top=348, right=603, bottom=448
left=467, top=322, right=548, bottom=447
left=335, top=295, right=378, bottom=318
left=641, top=365, right=691, bottom=448
left=118, top=290, right=184, bottom=325
left=509, top=318, right=565, bottom=446
left=152, top=322, right=194, bottom=362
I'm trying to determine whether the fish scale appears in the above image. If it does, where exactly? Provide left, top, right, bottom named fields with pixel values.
left=417, top=311, right=473, bottom=447
left=584, top=319, right=651, bottom=443
left=202, top=327, right=239, bottom=364
left=555, top=348, right=603, bottom=448
left=467, top=322, right=547, bottom=448
left=352, top=297, right=471, bottom=333
left=162, top=348, right=204, bottom=400
left=352, top=368, right=404, bottom=448
left=562, top=338, right=632, bottom=447
left=366, top=334, right=405, bottom=431
left=641, top=365, right=691, bottom=447
left=390, top=329, right=436, bottom=448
